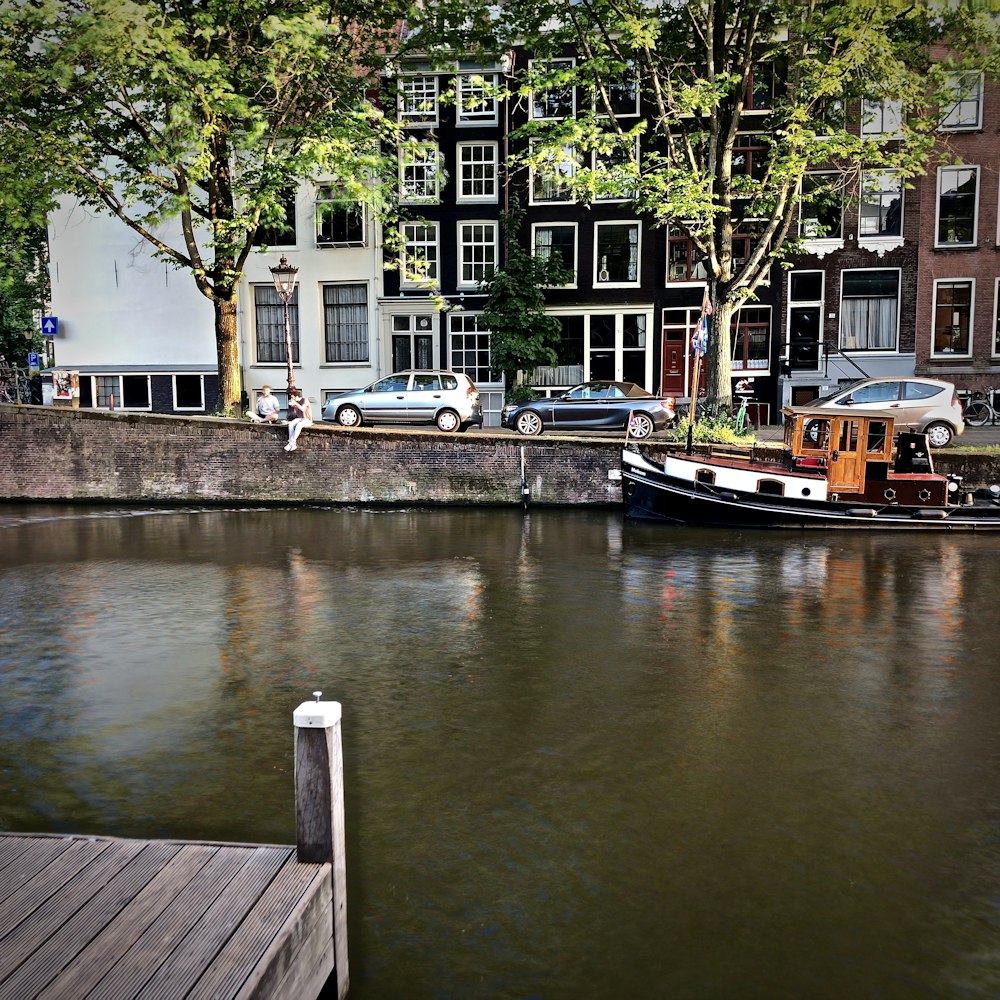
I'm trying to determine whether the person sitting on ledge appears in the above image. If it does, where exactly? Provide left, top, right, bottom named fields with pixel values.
left=248, top=385, right=281, bottom=423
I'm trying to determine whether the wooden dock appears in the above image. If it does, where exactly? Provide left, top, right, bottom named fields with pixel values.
left=0, top=698, right=348, bottom=1000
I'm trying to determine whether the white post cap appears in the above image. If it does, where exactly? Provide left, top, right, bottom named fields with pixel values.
left=294, top=696, right=342, bottom=728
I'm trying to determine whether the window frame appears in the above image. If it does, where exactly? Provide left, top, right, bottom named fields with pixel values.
left=92, top=374, right=153, bottom=411
left=448, top=311, right=495, bottom=383
left=314, top=185, right=366, bottom=247
left=931, top=278, right=975, bottom=359
left=532, top=222, right=578, bottom=288
left=400, top=222, right=439, bottom=289
left=399, top=140, right=440, bottom=204
left=861, top=97, right=903, bottom=138
left=799, top=171, right=843, bottom=241
left=859, top=169, right=903, bottom=241
left=253, top=283, right=300, bottom=365
left=940, top=72, right=983, bottom=131
left=457, top=221, right=498, bottom=289
left=322, top=282, right=370, bottom=364
left=398, top=73, right=439, bottom=127
left=936, top=165, right=979, bottom=248
left=456, top=142, right=499, bottom=203
left=595, top=63, right=639, bottom=117
left=594, top=221, right=641, bottom=288
left=838, top=268, right=901, bottom=353
left=529, top=142, right=580, bottom=204
left=252, top=187, right=297, bottom=248
left=456, top=72, right=499, bottom=126
left=529, top=57, right=576, bottom=120
left=172, top=374, right=205, bottom=411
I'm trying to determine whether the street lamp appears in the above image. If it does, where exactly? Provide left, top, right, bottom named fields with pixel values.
left=268, top=254, right=299, bottom=394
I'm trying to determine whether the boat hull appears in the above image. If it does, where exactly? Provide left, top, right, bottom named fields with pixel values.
left=622, top=449, right=1000, bottom=531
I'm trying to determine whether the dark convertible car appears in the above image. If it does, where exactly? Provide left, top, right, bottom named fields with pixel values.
left=501, top=381, right=676, bottom=438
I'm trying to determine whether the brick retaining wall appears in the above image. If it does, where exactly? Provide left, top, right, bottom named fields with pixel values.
left=3, top=403, right=999, bottom=507
left=0, top=404, right=625, bottom=506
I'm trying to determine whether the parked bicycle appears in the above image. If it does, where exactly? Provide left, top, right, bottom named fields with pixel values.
left=963, top=388, right=999, bottom=427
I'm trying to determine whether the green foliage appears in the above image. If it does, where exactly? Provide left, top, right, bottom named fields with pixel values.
left=505, top=383, right=539, bottom=406
left=670, top=411, right=759, bottom=446
left=0, top=216, right=48, bottom=367
left=478, top=201, right=573, bottom=387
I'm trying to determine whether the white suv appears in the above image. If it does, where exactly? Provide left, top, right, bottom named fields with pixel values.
left=322, top=370, right=483, bottom=432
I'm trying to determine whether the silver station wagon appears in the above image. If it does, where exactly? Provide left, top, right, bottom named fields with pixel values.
left=322, top=370, right=483, bottom=433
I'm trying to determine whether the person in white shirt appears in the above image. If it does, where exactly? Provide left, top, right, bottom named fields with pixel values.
left=248, top=385, right=281, bottom=423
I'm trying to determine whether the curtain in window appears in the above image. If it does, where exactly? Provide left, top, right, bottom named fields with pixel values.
left=840, top=297, right=896, bottom=350
left=255, top=286, right=299, bottom=363
left=324, top=285, right=369, bottom=363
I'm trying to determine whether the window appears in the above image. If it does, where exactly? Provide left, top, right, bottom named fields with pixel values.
left=593, top=136, right=638, bottom=201
left=932, top=280, right=973, bottom=356
left=391, top=314, right=434, bottom=370
left=839, top=270, right=899, bottom=351
left=398, top=74, right=438, bottom=126
left=315, top=186, right=365, bottom=246
left=595, top=223, right=640, bottom=285
left=253, top=188, right=296, bottom=247
left=746, top=62, right=774, bottom=111
left=800, top=172, right=842, bottom=240
left=530, top=143, right=579, bottom=203
left=399, top=141, right=439, bottom=203
left=788, top=270, right=824, bottom=370
left=457, top=143, right=498, bottom=202
left=533, top=223, right=577, bottom=285
left=937, top=166, right=978, bottom=247
left=457, top=72, right=498, bottom=125
left=599, top=64, right=639, bottom=117
left=323, top=284, right=369, bottom=363
left=458, top=222, right=497, bottom=287
left=400, top=223, right=439, bottom=288
left=861, top=98, right=902, bottom=137
left=732, top=134, right=768, bottom=181
left=667, top=234, right=708, bottom=282
left=449, top=312, right=494, bottom=383
left=173, top=374, right=204, bottom=411
left=530, top=58, right=575, bottom=119
left=254, top=284, right=299, bottom=363
left=93, top=375, right=151, bottom=410
left=940, top=72, right=983, bottom=130
left=860, top=171, right=902, bottom=238
left=731, top=307, right=770, bottom=371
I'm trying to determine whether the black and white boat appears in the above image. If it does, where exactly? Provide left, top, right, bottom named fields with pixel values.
left=622, top=405, right=1000, bottom=530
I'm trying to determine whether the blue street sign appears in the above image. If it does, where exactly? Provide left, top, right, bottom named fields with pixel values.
left=41, top=316, right=58, bottom=337
left=28, top=352, right=40, bottom=370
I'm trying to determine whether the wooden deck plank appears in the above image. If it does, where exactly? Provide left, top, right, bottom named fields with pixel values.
left=0, top=837, right=73, bottom=907
left=43, top=844, right=219, bottom=1000
left=185, top=858, right=328, bottom=1000
left=0, top=838, right=112, bottom=939
left=137, top=846, right=293, bottom=1000
left=0, top=837, right=37, bottom=876
left=0, top=839, right=169, bottom=1000
left=84, top=845, right=257, bottom=1000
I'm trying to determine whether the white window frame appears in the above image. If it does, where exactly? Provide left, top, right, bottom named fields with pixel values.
left=93, top=374, right=153, bottom=411
left=529, top=57, right=576, bottom=120
left=457, top=221, right=498, bottom=289
left=799, top=171, right=843, bottom=242
left=399, top=141, right=440, bottom=204
left=531, top=222, right=578, bottom=289
left=838, top=268, right=901, bottom=352
left=400, top=222, right=439, bottom=289
left=593, top=135, right=639, bottom=202
left=860, top=98, right=903, bottom=137
left=931, top=278, right=975, bottom=359
left=859, top=169, right=903, bottom=242
left=448, top=311, right=495, bottom=383
left=994, top=278, right=1000, bottom=358
left=172, top=374, right=205, bottom=411
left=940, top=72, right=983, bottom=131
left=456, top=142, right=498, bottom=203
left=529, top=142, right=579, bottom=205
left=935, top=165, right=979, bottom=248
left=594, top=63, right=639, bottom=117
left=594, top=221, right=641, bottom=288
left=457, top=72, right=499, bottom=126
left=398, top=73, right=439, bottom=127
left=314, top=185, right=366, bottom=247
left=322, top=282, right=370, bottom=364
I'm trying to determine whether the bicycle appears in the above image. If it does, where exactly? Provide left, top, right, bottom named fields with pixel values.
left=963, top=388, right=999, bottom=427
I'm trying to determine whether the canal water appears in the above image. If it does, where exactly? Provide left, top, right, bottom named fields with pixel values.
left=2, top=504, right=1000, bottom=999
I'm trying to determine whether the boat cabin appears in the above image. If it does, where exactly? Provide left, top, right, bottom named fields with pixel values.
left=781, top=406, right=947, bottom=505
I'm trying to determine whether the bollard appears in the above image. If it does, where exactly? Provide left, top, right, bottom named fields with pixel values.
left=294, top=692, right=348, bottom=998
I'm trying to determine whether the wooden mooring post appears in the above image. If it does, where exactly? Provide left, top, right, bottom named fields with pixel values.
left=294, top=693, right=349, bottom=1000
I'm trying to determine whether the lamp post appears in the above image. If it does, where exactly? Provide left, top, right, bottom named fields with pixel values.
left=269, top=254, right=299, bottom=394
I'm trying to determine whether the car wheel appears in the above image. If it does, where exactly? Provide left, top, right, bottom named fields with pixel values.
left=436, top=409, right=460, bottom=432
left=804, top=419, right=821, bottom=444
left=515, top=411, right=543, bottom=436
left=630, top=413, right=655, bottom=439
left=336, top=405, right=362, bottom=428
left=924, top=422, right=953, bottom=448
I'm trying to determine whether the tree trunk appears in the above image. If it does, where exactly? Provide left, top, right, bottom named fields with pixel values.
left=707, top=298, right=735, bottom=412
left=214, top=293, right=241, bottom=416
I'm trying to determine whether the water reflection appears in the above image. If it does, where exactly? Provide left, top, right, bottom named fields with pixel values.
left=2, top=506, right=1000, bottom=998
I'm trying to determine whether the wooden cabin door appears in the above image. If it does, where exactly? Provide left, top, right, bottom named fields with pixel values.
left=827, top=418, right=865, bottom=493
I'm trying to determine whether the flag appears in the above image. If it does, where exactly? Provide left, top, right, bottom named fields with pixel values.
left=628, top=410, right=639, bottom=434
left=701, top=284, right=714, bottom=317
left=692, top=284, right=713, bottom=358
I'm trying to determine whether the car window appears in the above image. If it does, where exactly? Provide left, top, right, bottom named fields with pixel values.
left=902, top=381, right=944, bottom=400
left=413, top=374, right=440, bottom=391
left=373, top=375, right=409, bottom=392
left=607, top=386, right=624, bottom=399
left=441, top=375, right=459, bottom=390
left=850, top=382, right=900, bottom=404
left=568, top=385, right=589, bottom=399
